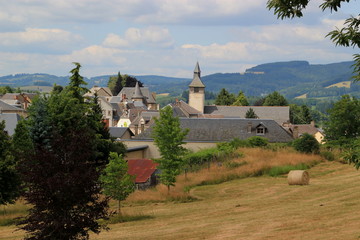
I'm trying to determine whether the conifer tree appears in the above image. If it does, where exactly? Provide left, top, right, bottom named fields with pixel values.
left=215, top=88, right=236, bottom=106
left=232, top=91, right=249, bottom=106
left=17, top=63, right=110, bottom=240
left=245, top=108, right=258, bottom=119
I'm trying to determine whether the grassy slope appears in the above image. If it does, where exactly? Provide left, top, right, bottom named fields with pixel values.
left=2, top=152, right=360, bottom=239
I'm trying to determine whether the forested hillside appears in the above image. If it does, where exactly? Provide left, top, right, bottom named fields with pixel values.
left=1, top=60, right=357, bottom=99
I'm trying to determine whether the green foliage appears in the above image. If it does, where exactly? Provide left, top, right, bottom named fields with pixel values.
left=320, top=150, right=335, bottom=161
left=293, top=133, right=320, bottom=154
left=245, top=108, right=258, bottom=118
left=152, top=106, right=189, bottom=189
left=290, top=104, right=313, bottom=124
left=267, top=0, right=360, bottom=82
left=324, top=95, right=360, bottom=145
left=232, top=91, right=249, bottom=106
left=107, top=72, right=123, bottom=95
left=263, top=91, right=288, bottom=106
left=247, top=136, right=269, bottom=147
left=0, top=121, right=21, bottom=206
left=342, top=138, right=360, bottom=169
left=267, top=163, right=311, bottom=177
left=0, top=86, right=14, bottom=94
left=214, top=88, right=235, bottom=105
left=100, top=153, right=135, bottom=214
left=17, top=63, right=110, bottom=240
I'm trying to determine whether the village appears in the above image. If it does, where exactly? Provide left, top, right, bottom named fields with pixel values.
left=0, top=62, right=326, bottom=190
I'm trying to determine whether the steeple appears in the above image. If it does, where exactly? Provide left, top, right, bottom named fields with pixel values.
left=189, top=62, right=205, bottom=88
left=188, top=62, right=205, bottom=113
left=132, top=81, right=144, bottom=100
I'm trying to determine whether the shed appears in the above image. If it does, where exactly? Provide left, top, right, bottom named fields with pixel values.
left=127, top=159, right=159, bottom=190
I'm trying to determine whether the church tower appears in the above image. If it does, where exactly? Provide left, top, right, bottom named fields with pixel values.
left=188, top=62, right=205, bottom=113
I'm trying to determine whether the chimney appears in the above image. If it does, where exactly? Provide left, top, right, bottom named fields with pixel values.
left=293, top=126, right=299, bottom=138
left=247, top=122, right=252, bottom=133
left=134, top=124, right=139, bottom=135
left=310, top=121, right=315, bottom=127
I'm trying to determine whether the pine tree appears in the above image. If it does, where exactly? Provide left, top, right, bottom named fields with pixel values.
left=232, top=91, right=249, bottom=106
left=152, top=106, right=189, bottom=191
left=245, top=108, right=258, bottom=119
left=214, top=88, right=236, bottom=106
left=108, top=72, right=123, bottom=96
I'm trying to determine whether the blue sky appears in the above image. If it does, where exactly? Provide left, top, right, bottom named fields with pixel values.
left=0, top=0, right=358, bottom=78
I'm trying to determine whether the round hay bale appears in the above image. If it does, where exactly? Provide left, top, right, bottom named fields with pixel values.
left=287, top=170, right=309, bottom=185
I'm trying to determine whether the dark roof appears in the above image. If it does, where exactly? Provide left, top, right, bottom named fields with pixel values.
left=132, top=82, right=145, bottom=99
left=203, top=106, right=289, bottom=125
left=136, top=118, right=293, bottom=143
left=117, top=86, right=156, bottom=104
left=0, top=113, right=21, bottom=136
left=109, top=127, right=134, bottom=138
left=189, top=62, right=205, bottom=88
left=127, top=145, right=149, bottom=152
left=127, top=159, right=158, bottom=183
left=169, top=100, right=201, bottom=117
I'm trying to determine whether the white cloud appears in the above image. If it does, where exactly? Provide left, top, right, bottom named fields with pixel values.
left=103, top=26, right=174, bottom=48
left=0, top=28, right=82, bottom=46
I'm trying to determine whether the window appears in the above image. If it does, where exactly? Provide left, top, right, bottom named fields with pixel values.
left=194, top=87, right=199, bottom=93
left=256, top=127, right=265, bottom=135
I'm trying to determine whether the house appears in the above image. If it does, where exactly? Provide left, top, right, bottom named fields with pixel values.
left=109, top=127, right=134, bottom=139
left=0, top=113, right=21, bottom=136
left=117, top=82, right=159, bottom=110
left=129, top=111, right=160, bottom=135
left=1, top=93, right=35, bottom=110
left=127, top=159, right=159, bottom=190
left=122, top=118, right=293, bottom=159
left=0, top=100, right=27, bottom=117
left=286, top=121, right=325, bottom=144
left=84, top=86, right=112, bottom=101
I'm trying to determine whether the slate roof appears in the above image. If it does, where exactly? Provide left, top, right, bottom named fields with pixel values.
left=289, top=124, right=321, bottom=135
left=0, top=113, right=21, bottom=136
left=203, top=106, right=289, bottom=125
left=84, top=86, right=112, bottom=97
left=0, top=100, right=25, bottom=112
left=117, top=86, right=156, bottom=104
left=109, top=127, right=134, bottom=139
left=135, top=118, right=293, bottom=143
left=169, top=100, right=201, bottom=117
left=127, top=159, right=158, bottom=183
left=132, top=82, right=144, bottom=99
left=189, top=62, right=205, bottom=88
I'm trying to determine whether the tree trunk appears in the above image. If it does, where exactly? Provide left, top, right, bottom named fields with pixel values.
left=167, top=185, right=170, bottom=194
left=118, top=200, right=121, bottom=216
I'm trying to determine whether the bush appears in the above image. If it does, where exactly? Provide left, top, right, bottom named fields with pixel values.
left=247, top=136, right=269, bottom=147
left=320, top=150, right=335, bottom=161
left=293, top=133, right=320, bottom=154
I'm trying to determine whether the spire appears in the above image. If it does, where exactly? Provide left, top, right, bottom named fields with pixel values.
left=132, top=81, right=144, bottom=99
left=189, top=62, right=205, bottom=88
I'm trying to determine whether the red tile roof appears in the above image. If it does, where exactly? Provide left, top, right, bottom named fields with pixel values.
left=127, top=159, right=158, bottom=183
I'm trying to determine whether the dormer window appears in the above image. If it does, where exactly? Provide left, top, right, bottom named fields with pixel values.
left=256, top=127, right=265, bottom=135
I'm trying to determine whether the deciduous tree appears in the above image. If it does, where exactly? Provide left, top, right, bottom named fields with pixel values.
left=263, top=91, right=288, bottom=106
left=100, top=152, right=135, bottom=215
left=152, top=106, right=189, bottom=191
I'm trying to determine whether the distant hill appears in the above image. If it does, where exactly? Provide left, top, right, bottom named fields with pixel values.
left=1, top=60, right=358, bottom=99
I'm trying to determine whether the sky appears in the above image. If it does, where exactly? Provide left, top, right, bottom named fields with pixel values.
left=0, top=0, right=358, bottom=78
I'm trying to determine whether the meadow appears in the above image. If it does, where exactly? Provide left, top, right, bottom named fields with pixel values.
left=3, top=148, right=360, bottom=239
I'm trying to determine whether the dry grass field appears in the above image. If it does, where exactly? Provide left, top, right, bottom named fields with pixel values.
left=2, top=149, right=360, bottom=239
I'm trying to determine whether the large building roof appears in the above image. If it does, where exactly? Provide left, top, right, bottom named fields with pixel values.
left=135, top=118, right=293, bottom=143
left=203, top=106, right=289, bottom=125
left=117, top=86, right=156, bottom=104
left=0, top=99, right=25, bottom=112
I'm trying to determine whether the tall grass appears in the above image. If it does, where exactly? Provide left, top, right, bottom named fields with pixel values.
left=126, top=147, right=322, bottom=203
left=0, top=199, right=29, bottom=226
